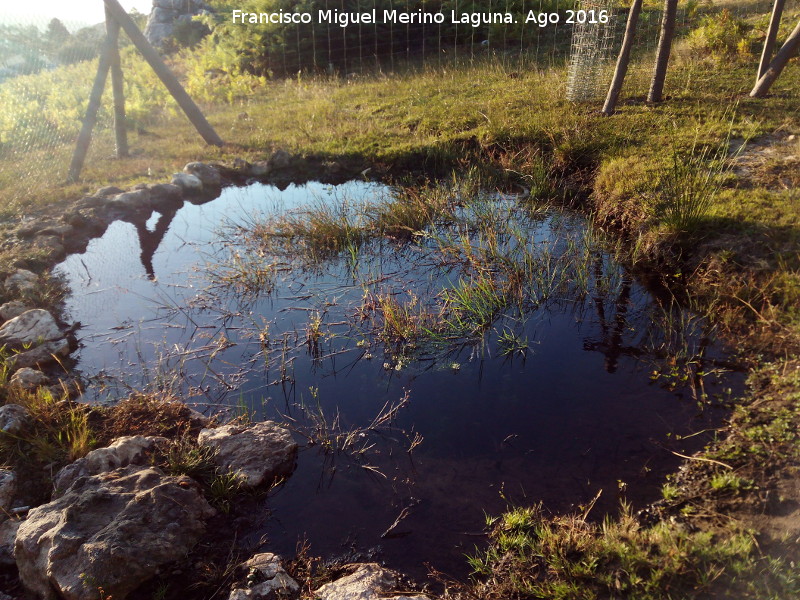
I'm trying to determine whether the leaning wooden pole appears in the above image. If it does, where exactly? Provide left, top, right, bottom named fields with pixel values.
left=648, top=0, right=678, bottom=103
left=106, top=6, right=129, bottom=158
left=102, top=0, right=224, bottom=147
left=757, top=0, right=786, bottom=84
left=68, top=39, right=114, bottom=182
left=751, top=19, right=800, bottom=97
left=602, top=0, right=643, bottom=115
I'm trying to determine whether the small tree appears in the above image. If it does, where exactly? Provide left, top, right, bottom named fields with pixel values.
left=648, top=0, right=678, bottom=103
left=46, top=18, right=71, bottom=46
left=602, top=0, right=643, bottom=115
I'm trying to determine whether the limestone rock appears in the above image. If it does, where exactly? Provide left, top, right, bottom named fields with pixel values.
left=152, top=6, right=178, bottom=23
left=269, top=150, right=291, bottom=170
left=0, top=469, right=16, bottom=510
left=0, top=405, right=30, bottom=435
left=0, top=309, right=63, bottom=348
left=9, top=367, right=49, bottom=390
left=198, top=421, right=297, bottom=488
left=111, top=189, right=154, bottom=212
left=15, top=221, right=52, bottom=239
left=314, top=564, right=431, bottom=600
left=184, top=162, right=222, bottom=187
left=251, top=161, right=271, bottom=177
left=95, top=186, right=125, bottom=197
left=0, top=518, right=20, bottom=566
left=228, top=553, right=300, bottom=600
left=6, top=338, right=70, bottom=371
left=37, top=224, right=74, bottom=238
left=172, top=172, right=203, bottom=192
left=0, top=300, right=29, bottom=321
left=3, top=269, right=38, bottom=293
left=32, top=235, right=65, bottom=259
left=53, top=436, right=167, bottom=497
left=145, top=0, right=211, bottom=47
left=148, top=183, right=183, bottom=205
left=232, top=158, right=252, bottom=173
left=156, top=0, right=204, bottom=9
left=144, top=21, right=173, bottom=46
left=15, top=466, right=215, bottom=600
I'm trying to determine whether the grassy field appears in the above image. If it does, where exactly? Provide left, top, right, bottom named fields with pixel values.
left=1, top=1, right=800, bottom=597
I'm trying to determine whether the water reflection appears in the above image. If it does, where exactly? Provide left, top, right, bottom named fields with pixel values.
left=54, top=181, right=741, bottom=578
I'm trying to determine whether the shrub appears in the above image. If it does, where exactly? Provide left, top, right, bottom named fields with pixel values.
left=688, top=10, right=756, bottom=59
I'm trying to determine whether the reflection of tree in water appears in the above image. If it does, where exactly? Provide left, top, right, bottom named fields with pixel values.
left=582, top=254, right=633, bottom=374
left=582, top=255, right=730, bottom=400
left=128, top=207, right=179, bottom=280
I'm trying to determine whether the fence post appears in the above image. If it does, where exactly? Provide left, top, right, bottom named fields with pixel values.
left=602, top=0, right=643, bottom=115
left=756, top=0, right=786, bottom=84
left=102, top=0, right=224, bottom=147
left=750, top=19, right=800, bottom=98
left=106, top=6, right=129, bottom=158
left=68, top=38, right=113, bottom=182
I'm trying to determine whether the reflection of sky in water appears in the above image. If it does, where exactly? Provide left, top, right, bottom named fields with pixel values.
left=55, top=181, right=739, bottom=578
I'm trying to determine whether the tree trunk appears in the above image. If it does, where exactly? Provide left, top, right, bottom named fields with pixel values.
left=602, top=0, right=644, bottom=115
left=751, top=19, right=800, bottom=98
left=68, top=40, right=113, bottom=182
left=648, top=0, right=678, bottom=103
left=102, top=0, right=223, bottom=147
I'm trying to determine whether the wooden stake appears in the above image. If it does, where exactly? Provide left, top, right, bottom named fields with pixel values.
left=106, top=6, right=129, bottom=158
left=68, top=38, right=113, bottom=182
left=648, top=0, right=678, bottom=103
left=756, top=0, right=786, bottom=84
left=602, top=0, right=643, bottom=116
left=102, top=0, right=224, bottom=147
left=750, top=19, right=800, bottom=98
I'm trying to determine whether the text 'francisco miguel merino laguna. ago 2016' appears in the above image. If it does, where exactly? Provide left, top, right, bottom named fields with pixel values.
left=232, top=9, right=521, bottom=28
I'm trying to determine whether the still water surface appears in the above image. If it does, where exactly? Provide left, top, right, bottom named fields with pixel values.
left=56, top=181, right=737, bottom=578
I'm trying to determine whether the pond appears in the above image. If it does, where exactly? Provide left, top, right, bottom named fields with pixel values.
left=55, top=179, right=739, bottom=579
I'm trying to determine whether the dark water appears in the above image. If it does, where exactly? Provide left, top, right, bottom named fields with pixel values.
left=56, top=181, right=739, bottom=579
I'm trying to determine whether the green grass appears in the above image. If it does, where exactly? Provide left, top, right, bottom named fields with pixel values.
left=464, top=504, right=800, bottom=600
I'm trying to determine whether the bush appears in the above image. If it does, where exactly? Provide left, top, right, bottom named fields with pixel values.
left=688, top=9, right=757, bottom=59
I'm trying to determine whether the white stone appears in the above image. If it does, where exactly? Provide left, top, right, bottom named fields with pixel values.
left=184, top=162, right=222, bottom=187
left=228, top=553, right=300, bottom=600
left=314, top=564, right=431, bottom=600
left=3, top=269, right=38, bottom=292
left=9, top=367, right=49, bottom=390
left=269, top=150, right=291, bottom=170
left=0, top=469, right=16, bottom=510
left=0, top=519, right=20, bottom=566
left=0, top=300, right=29, bottom=321
left=53, top=435, right=167, bottom=496
left=172, top=172, right=204, bottom=191
left=0, top=309, right=63, bottom=348
left=15, top=466, right=215, bottom=600
left=198, top=421, right=297, bottom=488
left=250, top=161, right=271, bottom=177
left=0, top=404, right=30, bottom=435
left=6, top=338, right=70, bottom=371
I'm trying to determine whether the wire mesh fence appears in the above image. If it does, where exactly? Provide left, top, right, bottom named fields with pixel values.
left=1, top=0, right=798, bottom=206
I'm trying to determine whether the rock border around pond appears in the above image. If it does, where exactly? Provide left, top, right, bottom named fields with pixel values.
left=4, top=150, right=370, bottom=269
